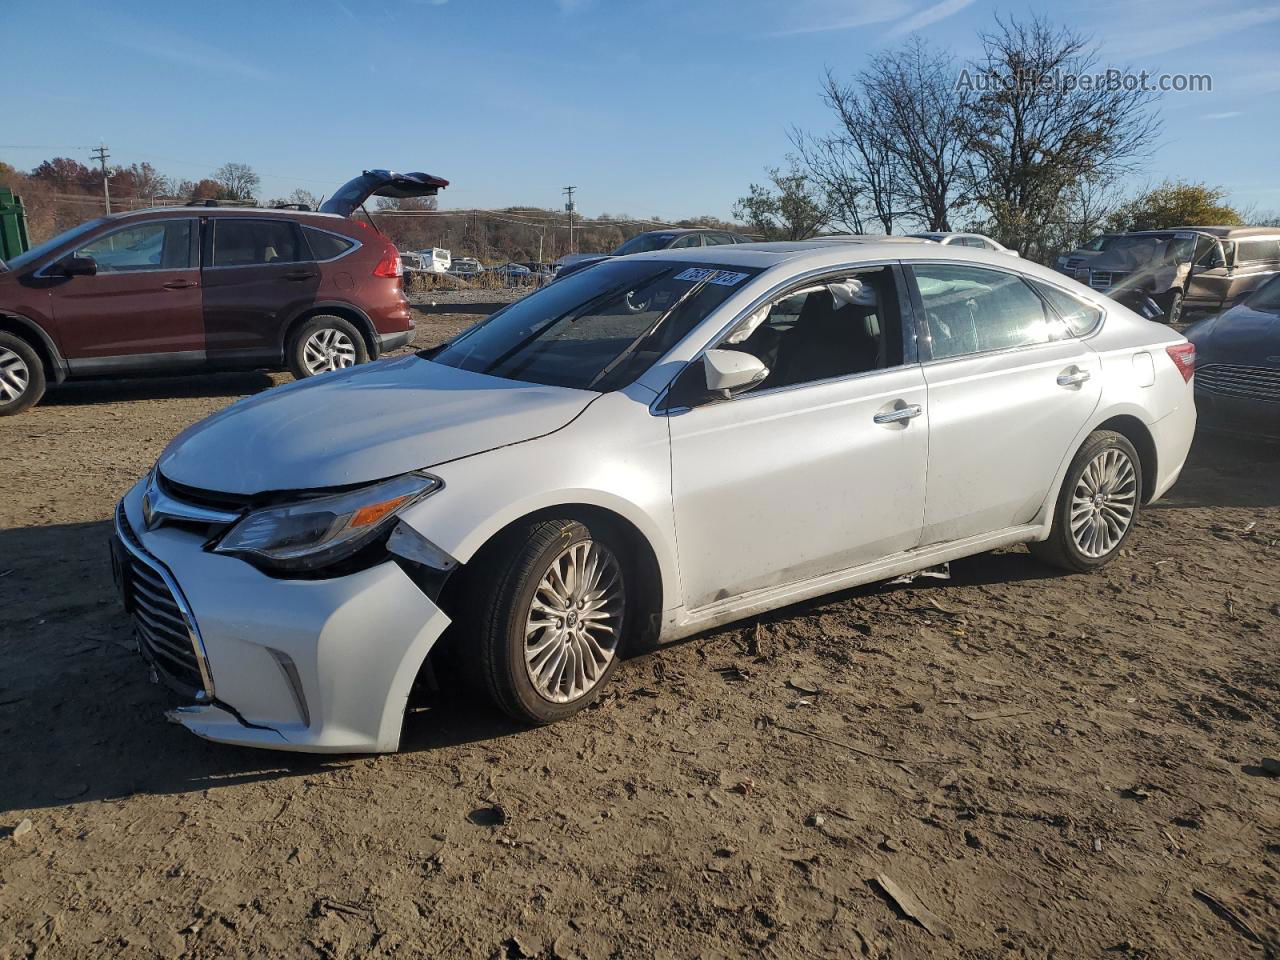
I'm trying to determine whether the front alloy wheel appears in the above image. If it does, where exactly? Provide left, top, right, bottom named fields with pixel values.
left=523, top=539, right=625, bottom=703
left=470, top=517, right=631, bottom=724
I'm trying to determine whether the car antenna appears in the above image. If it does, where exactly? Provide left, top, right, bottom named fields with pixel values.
left=360, top=201, right=385, bottom=237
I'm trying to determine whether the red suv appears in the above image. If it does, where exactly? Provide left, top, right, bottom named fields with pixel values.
left=0, top=169, right=447, bottom=414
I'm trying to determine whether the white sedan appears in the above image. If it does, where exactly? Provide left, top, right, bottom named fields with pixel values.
left=909, top=231, right=1020, bottom=256
left=113, top=240, right=1196, bottom=752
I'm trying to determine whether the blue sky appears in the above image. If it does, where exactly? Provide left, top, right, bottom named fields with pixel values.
left=6, top=0, right=1278, bottom=221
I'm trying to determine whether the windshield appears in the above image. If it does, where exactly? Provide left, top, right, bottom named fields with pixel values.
left=1246, top=274, right=1280, bottom=313
left=1096, top=233, right=1194, bottom=264
left=612, top=233, right=675, bottom=256
left=5, top=218, right=107, bottom=272
left=431, top=259, right=760, bottom=391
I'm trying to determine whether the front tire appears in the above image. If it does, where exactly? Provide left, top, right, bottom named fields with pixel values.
left=0, top=332, right=46, bottom=416
left=1031, top=430, right=1142, bottom=572
left=470, top=518, right=629, bottom=724
left=1158, top=289, right=1183, bottom=326
left=287, top=315, right=369, bottom=380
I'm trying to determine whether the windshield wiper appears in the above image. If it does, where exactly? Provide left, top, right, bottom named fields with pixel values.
left=586, top=275, right=713, bottom=390
left=478, top=279, right=637, bottom=377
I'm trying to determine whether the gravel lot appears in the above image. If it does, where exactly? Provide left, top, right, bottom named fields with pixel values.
left=1, top=296, right=1277, bottom=959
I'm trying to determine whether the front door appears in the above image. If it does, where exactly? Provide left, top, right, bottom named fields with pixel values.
left=201, top=217, right=321, bottom=362
left=50, top=218, right=202, bottom=370
left=906, top=262, right=1102, bottom=545
left=668, top=265, right=928, bottom=609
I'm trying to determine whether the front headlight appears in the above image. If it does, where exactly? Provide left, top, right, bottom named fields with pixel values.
left=213, top=472, right=440, bottom=572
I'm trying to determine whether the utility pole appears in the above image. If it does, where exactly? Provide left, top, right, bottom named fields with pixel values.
left=90, top=143, right=111, bottom=214
left=562, top=186, right=576, bottom=255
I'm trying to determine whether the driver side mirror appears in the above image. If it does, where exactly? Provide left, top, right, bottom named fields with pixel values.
left=663, top=349, right=770, bottom=410
left=57, top=255, right=97, bottom=278
left=703, top=349, right=768, bottom=397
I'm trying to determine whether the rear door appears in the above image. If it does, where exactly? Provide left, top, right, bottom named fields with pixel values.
left=49, top=217, right=202, bottom=369
left=201, top=217, right=320, bottom=362
left=905, top=261, right=1102, bottom=546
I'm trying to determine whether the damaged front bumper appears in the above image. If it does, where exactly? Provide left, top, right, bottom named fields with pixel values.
left=115, top=481, right=452, bottom=753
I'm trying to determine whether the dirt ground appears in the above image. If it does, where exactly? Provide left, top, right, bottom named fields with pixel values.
left=1, top=297, right=1277, bottom=960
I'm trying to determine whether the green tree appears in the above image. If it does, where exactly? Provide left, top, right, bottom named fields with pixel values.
left=733, top=161, right=832, bottom=241
left=1107, top=180, right=1243, bottom=232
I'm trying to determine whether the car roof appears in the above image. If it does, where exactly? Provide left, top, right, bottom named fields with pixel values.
left=1129, top=226, right=1279, bottom=239
left=621, top=237, right=1054, bottom=277
left=100, top=205, right=348, bottom=223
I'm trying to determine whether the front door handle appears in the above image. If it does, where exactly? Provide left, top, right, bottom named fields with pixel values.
left=873, top=403, right=923, bottom=425
left=162, top=279, right=196, bottom=290
left=1057, top=368, right=1091, bottom=387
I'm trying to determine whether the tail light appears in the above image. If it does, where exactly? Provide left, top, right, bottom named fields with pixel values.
left=1166, top=343, right=1195, bottom=382
left=373, top=242, right=403, bottom=279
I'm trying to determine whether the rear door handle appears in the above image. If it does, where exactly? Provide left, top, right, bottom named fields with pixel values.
left=283, top=270, right=318, bottom=282
left=1057, top=368, right=1091, bottom=387
left=873, top=403, right=923, bottom=425
left=162, top=279, right=196, bottom=290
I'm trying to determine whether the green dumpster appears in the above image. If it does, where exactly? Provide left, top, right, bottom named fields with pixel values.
left=0, top=188, right=31, bottom=261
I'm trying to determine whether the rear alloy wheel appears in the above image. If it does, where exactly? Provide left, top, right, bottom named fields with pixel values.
left=0, top=332, right=46, bottom=416
left=287, top=315, right=369, bottom=379
left=1031, top=430, right=1142, bottom=572
left=471, top=517, right=630, bottom=724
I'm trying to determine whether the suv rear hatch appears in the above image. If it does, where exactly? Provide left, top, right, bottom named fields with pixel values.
left=320, top=169, right=449, bottom=218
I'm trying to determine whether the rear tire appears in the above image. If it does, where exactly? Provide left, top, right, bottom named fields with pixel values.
left=287, top=315, right=369, bottom=379
left=0, top=332, right=46, bottom=416
left=1031, top=430, right=1143, bottom=573
left=469, top=517, right=630, bottom=724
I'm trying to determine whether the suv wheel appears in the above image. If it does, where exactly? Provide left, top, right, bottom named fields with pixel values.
left=0, top=332, right=46, bottom=416
left=287, top=315, right=369, bottom=379
left=1158, top=289, right=1183, bottom=325
left=470, top=517, right=630, bottom=724
left=1031, top=430, right=1142, bottom=572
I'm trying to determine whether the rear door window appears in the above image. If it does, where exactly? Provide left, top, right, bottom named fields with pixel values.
left=76, top=220, right=193, bottom=272
left=301, top=226, right=356, bottom=261
left=910, top=264, right=1068, bottom=360
left=212, top=219, right=304, bottom=267
left=1236, top=238, right=1280, bottom=263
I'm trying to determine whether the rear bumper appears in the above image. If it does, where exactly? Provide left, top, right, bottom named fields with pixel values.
left=377, top=329, right=414, bottom=353
left=1148, top=397, right=1196, bottom=502
left=117, top=481, right=450, bottom=753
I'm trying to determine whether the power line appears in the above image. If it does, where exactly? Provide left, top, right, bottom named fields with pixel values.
left=563, top=186, right=577, bottom=254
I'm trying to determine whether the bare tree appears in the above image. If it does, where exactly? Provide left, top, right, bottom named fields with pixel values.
left=961, top=15, right=1161, bottom=258
left=733, top=161, right=832, bottom=240
left=212, top=162, right=261, bottom=202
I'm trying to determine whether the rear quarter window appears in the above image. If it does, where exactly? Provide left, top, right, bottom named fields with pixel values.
left=1032, top=280, right=1103, bottom=336
left=302, top=226, right=357, bottom=261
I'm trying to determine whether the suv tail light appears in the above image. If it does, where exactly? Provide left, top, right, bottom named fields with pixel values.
left=373, top=242, right=403, bottom=279
left=1166, top=343, right=1195, bottom=382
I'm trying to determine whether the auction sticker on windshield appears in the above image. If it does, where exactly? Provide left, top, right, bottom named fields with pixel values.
left=674, top=268, right=750, bottom=286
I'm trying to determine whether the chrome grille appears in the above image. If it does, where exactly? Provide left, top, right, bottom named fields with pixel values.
left=1090, top=270, right=1131, bottom=290
left=114, top=503, right=214, bottom=699
left=1195, top=363, right=1280, bottom=403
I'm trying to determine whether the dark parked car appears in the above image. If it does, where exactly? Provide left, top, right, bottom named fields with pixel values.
left=1056, top=227, right=1280, bottom=324
left=0, top=169, right=448, bottom=415
left=1185, top=273, right=1280, bottom=439
left=554, top=227, right=754, bottom=281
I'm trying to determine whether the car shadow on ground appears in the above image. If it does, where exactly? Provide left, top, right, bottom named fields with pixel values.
left=42, top=371, right=279, bottom=407
left=1155, top=430, right=1280, bottom=510
left=0, top=519, right=529, bottom=816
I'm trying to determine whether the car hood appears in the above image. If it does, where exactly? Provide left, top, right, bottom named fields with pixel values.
left=1187, top=303, right=1280, bottom=365
left=157, top=355, right=596, bottom=496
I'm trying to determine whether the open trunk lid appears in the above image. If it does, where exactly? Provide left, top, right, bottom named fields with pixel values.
left=320, top=169, right=449, bottom=218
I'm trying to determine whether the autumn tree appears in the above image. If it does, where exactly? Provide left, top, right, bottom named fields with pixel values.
left=1107, top=180, right=1243, bottom=232
left=212, top=162, right=260, bottom=202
